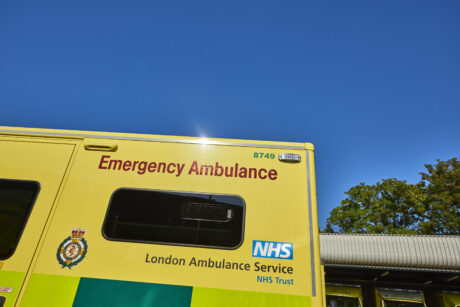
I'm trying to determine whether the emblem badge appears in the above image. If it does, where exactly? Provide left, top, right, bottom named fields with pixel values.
left=56, top=228, right=88, bottom=269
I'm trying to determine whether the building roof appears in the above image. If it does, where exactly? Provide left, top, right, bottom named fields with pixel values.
left=320, top=233, right=460, bottom=272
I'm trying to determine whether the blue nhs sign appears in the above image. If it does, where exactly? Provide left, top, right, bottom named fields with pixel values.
left=252, top=240, right=293, bottom=260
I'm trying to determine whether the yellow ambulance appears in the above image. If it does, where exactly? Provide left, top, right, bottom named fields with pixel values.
left=0, top=126, right=323, bottom=307
left=326, top=284, right=363, bottom=307
left=375, top=289, right=426, bottom=307
left=426, top=291, right=460, bottom=307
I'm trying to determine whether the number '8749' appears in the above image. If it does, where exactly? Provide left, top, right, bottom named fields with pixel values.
left=253, top=152, right=275, bottom=159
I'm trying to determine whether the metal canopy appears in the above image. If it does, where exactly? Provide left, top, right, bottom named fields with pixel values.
left=320, top=233, right=460, bottom=272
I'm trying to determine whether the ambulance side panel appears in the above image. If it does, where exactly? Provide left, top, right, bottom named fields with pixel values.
left=0, top=137, right=75, bottom=307
left=15, top=136, right=322, bottom=306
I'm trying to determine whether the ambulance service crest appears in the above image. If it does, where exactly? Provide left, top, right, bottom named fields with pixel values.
left=56, top=228, right=88, bottom=269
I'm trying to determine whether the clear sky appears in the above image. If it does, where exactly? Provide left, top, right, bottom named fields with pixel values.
left=1, top=1, right=458, bottom=229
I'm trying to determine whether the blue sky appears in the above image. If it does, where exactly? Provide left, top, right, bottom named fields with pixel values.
left=1, top=1, right=458, bottom=229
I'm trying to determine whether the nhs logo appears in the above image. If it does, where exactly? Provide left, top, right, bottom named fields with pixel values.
left=252, top=240, right=293, bottom=260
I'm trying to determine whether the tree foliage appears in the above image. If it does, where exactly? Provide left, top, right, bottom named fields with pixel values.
left=324, top=158, right=459, bottom=235
left=418, top=158, right=460, bottom=234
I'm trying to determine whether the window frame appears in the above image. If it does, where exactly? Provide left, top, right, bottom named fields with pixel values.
left=0, top=178, right=41, bottom=260
left=101, top=187, right=246, bottom=250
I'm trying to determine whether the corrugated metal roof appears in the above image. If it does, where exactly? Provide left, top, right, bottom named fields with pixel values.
left=320, top=234, right=460, bottom=272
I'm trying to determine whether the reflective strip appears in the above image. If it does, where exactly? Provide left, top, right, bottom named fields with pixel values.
left=20, top=274, right=80, bottom=307
left=306, top=151, right=316, bottom=296
left=0, top=129, right=305, bottom=150
left=0, top=271, right=25, bottom=307
left=73, top=277, right=192, bottom=307
left=191, top=287, right=311, bottom=307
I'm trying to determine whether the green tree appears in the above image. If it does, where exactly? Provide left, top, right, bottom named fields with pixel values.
left=418, top=158, right=460, bottom=235
left=324, top=158, right=459, bottom=235
left=324, top=179, right=426, bottom=234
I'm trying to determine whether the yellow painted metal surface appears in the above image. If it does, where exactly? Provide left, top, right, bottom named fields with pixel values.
left=427, top=292, right=460, bottom=307
left=0, top=127, right=322, bottom=306
left=444, top=293, right=460, bottom=306
left=326, top=285, right=363, bottom=306
left=320, top=266, right=326, bottom=307
left=0, top=137, right=75, bottom=306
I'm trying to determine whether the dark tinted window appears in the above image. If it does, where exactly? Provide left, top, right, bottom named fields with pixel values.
left=103, top=189, right=245, bottom=249
left=0, top=296, right=5, bottom=307
left=0, top=179, right=40, bottom=260
left=327, top=295, right=361, bottom=307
